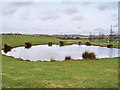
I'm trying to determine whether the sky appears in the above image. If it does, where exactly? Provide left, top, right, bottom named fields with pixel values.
left=1, top=1, right=119, bottom=35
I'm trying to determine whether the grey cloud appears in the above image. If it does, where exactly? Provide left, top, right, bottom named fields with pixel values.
left=41, top=14, right=60, bottom=21
left=40, top=11, right=61, bottom=21
left=97, top=3, right=117, bottom=11
left=78, top=26, right=82, bottom=29
left=64, top=5, right=79, bottom=15
left=94, top=27, right=105, bottom=31
left=9, top=2, right=34, bottom=7
left=2, top=2, right=34, bottom=15
left=83, top=2, right=91, bottom=5
left=2, top=7, right=17, bottom=15
left=71, top=14, right=85, bottom=21
left=97, top=4, right=109, bottom=11
left=20, top=11, right=30, bottom=20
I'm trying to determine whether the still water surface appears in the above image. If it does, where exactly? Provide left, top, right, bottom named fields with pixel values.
left=1, top=45, right=119, bottom=61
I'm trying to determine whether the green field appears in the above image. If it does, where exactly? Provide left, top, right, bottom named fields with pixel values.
left=1, top=35, right=119, bottom=48
left=1, top=35, right=119, bottom=88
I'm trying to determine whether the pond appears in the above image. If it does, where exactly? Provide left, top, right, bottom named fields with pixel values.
left=1, top=44, right=119, bottom=61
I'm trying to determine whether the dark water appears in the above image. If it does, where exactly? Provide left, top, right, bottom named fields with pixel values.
left=1, top=45, right=119, bottom=61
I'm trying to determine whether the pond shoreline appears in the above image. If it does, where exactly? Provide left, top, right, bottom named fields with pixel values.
left=1, top=54, right=120, bottom=62
left=2, top=43, right=119, bottom=49
left=1, top=44, right=119, bottom=62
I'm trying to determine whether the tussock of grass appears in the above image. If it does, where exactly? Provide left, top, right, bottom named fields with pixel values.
left=82, top=51, right=96, bottom=60
left=48, top=42, right=53, bottom=46
left=85, top=42, right=91, bottom=46
left=107, top=44, right=113, bottom=48
left=25, top=42, right=32, bottom=48
left=59, top=41, right=65, bottom=46
left=3, top=43, right=12, bottom=53
left=78, top=42, right=81, bottom=45
left=65, top=56, right=72, bottom=60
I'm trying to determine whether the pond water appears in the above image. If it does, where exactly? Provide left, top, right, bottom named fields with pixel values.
left=1, top=45, right=119, bottom=61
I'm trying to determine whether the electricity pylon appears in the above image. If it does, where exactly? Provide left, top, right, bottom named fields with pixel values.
left=109, top=25, right=114, bottom=42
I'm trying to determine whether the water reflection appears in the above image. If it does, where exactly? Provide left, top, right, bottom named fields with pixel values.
left=1, top=45, right=119, bottom=61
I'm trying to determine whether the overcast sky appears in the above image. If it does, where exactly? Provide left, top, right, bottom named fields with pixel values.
left=1, top=1, right=118, bottom=35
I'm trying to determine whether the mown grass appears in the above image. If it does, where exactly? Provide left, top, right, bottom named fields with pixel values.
left=1, top=35, right=119, bottom=88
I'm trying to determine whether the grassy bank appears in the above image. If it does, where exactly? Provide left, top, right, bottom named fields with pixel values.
left=1, top=35, right=119, bottom=88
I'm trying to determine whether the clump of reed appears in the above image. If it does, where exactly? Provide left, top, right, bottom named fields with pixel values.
left=59, top=41, right=65, bottom=46
left=107, top=44, right=113, bottom=48
left=3, top=43, right=12, bottom=53
left=25, top=42, right=32, bottom=48
left=48, top=42, right=53, bottom=46
left=78, top=42, right=81, bottom=45
left=82, top=51, right=96, bottom=60
left=85, top=42, right=91, bottom=46
left=65, top=56, right=72, bottom=60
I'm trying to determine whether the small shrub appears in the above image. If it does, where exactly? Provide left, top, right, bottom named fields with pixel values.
left=25, top=42, right=32, bottom=48
left=48, top=42, right=52, bottom=46
left=65, top=56, right=72, bottom=60
left=19, top=59, right=24, bottom=61
left=3, top=43, right=12, bottom=53
left=82, top=51, right=96, bottom=60
left=25, top=60, right=31, bottom=62
left=37, top=60, right=42, bottom=62
left=59, top=41, right=65, bottom=46
left=85, top=42, right=91, bottom=46
left=107, top=44, right=113, bottom=48
left=78, top=42, right=81, bottom=45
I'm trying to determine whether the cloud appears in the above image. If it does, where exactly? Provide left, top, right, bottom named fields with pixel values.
left=10, top=2, right=34, bottom=7
left=41, top=15, right=60, bottom=21
left=64, top=5, right=79, bottom=15
left=2, top=2, right=118, bottom=35
left=94, top=27, right=105, bottom=31
left=40, top=12, right=61, bottom=21
left=97, top=3, right=117, bottom=11
left=20, top=11, right=30, bottom=20
left=2, top=2, right=34, bottom=15
left=71, top=14, right=85, bottom=21
left=83, top=2, right=92, bottom=5
left=2, top=6, right=18, bottom=15
left=97, top=4, right=110, bottom=10
left=78, top=26, right=82, bottom=29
